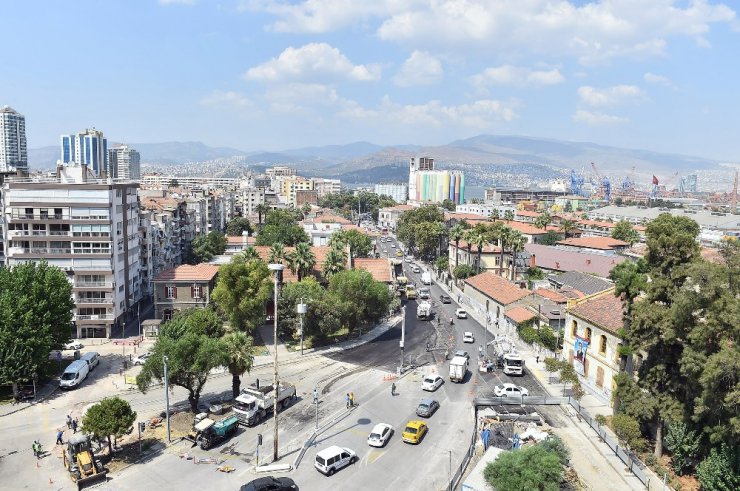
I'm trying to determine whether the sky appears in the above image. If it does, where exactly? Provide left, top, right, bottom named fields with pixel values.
left=2, top=0, right=739, bottom=160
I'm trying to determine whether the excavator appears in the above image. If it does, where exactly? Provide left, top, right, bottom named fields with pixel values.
left=63, top=434, right=107, bottom=490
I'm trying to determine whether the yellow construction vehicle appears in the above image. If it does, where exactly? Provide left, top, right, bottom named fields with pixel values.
left=63, top=434, right=107, bottom=490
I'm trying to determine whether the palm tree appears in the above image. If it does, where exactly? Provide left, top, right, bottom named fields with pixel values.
left=490, top=209, right=500, bottom=222
left=255, top=204, right=268, bottom=227
left=322, top=245, right=346, bottom=280
left=286, top=242, right=316, bottom=281
left=559, top=219, right=578, bottom=239
left=300, top=202, right=312, bottom=218
left=267, top=242, right=285, bottom=264
left=223, top=331, right=254, bottom=399
left=508, top=231, right=527, bottom=281
left=504, top=209, right=515, bottom=221
left=462, top=229, right=475, bottom=269
left=497, top=225, right=514, bottom=278
left=534, top=212, right=551, bottom=230
left=470, top=228, right=489, bottom=274
left=239, top=246, right=261, bottom=262
left=448, top=223, right=465, bottom=268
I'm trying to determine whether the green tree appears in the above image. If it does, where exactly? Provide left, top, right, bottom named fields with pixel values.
left=285, top=242, right=316, bottom=281
left=448, top=223, right=467, bottom=268
left=225, top=217, right=253, bottom=237
left=539, top=230, right=561, bottom=246
left=212, top=255, right=273, bottom=332
left=81, top=397, right=137, bottom=454
left=256, top=209, right=309, bottom=246
left=612, top=413, right=646, bottom=452
left=497, top=224, right=514, bottom=277
left=468, top=226, right=489, bottom=274
left=0, top=261, right=74, bottom=399
left=453, top=264, right=475, bottom=280
left=490, top=208, right=500, bottom=221
left=168, top=178, right=179, bottom=187
left=440, top=198, right=456, bottom=211
left=300, top=202, right=312, bottom=218
left=187, top=231, right=227, bottom=264
left=163, top=306, right=224, bottom=339
left=277, top=277, right=330, bottom=339
left=539, top=434, right=570, bottom=465
left=534, top=212, right=551, bottom=230
left=395, top=205, right=445, bottom=259
left=484, top=444, right=562, bottom=491
left=328, top=269, right=391, bottom=333
left=665, top=422, right=700, bottom=475
left=322, top=245, right=347, bottom=280
left=697, top=445, right=740, bottom=491
left=504, top=209, right=515, bottom=221
left=222, top=331, right=254, bottom=399
left=434, top=255, right=449, bottom=276
left=255, top=204, right=268, bottom=227
left=559, top=219, right=578, bottom=239
left=267, top=242, right=285, bottom=264
left=136, top=313, right=227, bottom=412
left=239, top=246, right=261, bottom=262
left=611, top=220, right=640, bottom=245
left=526, top=266, right=545, bottom=280
left=508, top=230, right=526, bottom=280
left=328, top=229, right=373, bottom=258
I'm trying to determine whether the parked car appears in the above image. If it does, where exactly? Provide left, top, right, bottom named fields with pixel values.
left=416, top=398, right=440, bottom=418
left=412, top=266, right=421, bottom=273
left=439, top=294, right=451, bottom=304
left=455, top=309, right=467, bottom=319
left=454, top=350, right=469, bottom=360
left=401, top=420, right=428, bottom=444
left=132, top=352, right=152, bottom=365
left=64, top=340, right=83, bottom=350
left=494, top=383, right=529, bottom=397
left=391, top=244, right=396, bottom=248
left=422, top=374, right=444, bottom=392
left=314, top=446, right=357, bottom=476
left=462, top=332, right=474, bottom=343
left=367, top=423, right=393, bottom=448
left=240, top=476, right=298, bottom=491
left=418, top=289, right=430, bottom=300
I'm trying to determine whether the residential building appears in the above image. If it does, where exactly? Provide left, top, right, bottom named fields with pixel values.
left=312, top=178, right=342, bottom=197
left=548, top=271, right=614, bottom=297
left=374, top=183, right=408, bottom=204
left=554, top=195, right=591, bottom=212
left=0, top=106, right=28, bottom=174
left=448, top=240, right=502, bottom=276
left=61, top=128, right=109, bottom=178
left=455, top=203, right=515, bottom=217
left=564, top=292, right=625, bottom=404
left=280, top=177, right=314, bottom=206
left=378, top=204, right=414, bottom=230
left=153, top=264, right=219, bottom=321
left=525, top=243, right=625, bottom=278
left=301, top=213, right=352, bottom=246
left=2, top=166, right=140, bottom=338
left=463, top=271, right=532, bottom=330
left=141, top=195, right=196, bottom=274
left=295, top=190, right=319, bottom=207
left=142, top=175, right=238, bottom=188
left=353, top=257, right=392, bottom=284
left=556, top=236, right=629, bottom=254
left=210, top=245, right=331, bottom=283
left=108, top=145, right=141, bottom=179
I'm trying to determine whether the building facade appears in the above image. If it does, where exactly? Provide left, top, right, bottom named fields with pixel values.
left=153, top=264, right=219, bottom=321
left=0, top=106, right=28, bottom=174
left=408, top=157, right=465, bottom=204
left=312, top=178, right=342, bottom=197
left=61, top=128, right=109, bottom=178
left=108, top=145, right=141, bottom=180
left=374, top=183, right=408, bottom=204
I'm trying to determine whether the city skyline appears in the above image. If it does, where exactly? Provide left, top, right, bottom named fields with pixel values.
left=2, top=1, right=739, bottom=161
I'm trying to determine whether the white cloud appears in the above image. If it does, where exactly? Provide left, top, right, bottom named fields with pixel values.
left=471, top=65, right=565, bottom=89
left=577, top=85, right=645, bottom=107
left=573, top=110, right=628, bottom=125
left=159, top=0, right=195, bottom=5
left=250, top=1, right=736, bottom=64
left=200, top=90, right=253, bottom=109
left=644, top=72, right=675, bottom=87
left=393, top=51, right=443, bottom=87
left=244, top=43, right=380, bottom=82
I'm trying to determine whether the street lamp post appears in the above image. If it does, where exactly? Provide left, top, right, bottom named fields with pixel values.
left=268, top=263, right=284, bottom=462
left=297, top=299, right=307, bottom=356
left=399, top=305, right=406, bottom=374
left=313, top=387, right=319, bottom=430
left=163, top=355, right=171, bottom=443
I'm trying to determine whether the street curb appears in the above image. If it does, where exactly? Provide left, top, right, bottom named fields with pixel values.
left=0, top=385, right=59, bottom=418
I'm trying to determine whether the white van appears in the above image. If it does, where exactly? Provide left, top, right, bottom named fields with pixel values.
left=81, top=352, right=100, bottom=370
left=314, top=445, right=357, bottom=476
left=59, top=360, right=90, bottom=389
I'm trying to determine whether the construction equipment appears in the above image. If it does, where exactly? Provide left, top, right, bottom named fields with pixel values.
left=416, top=302, right=432, bottom=320
left=233, top=382, right=297, bottom=427
left=191, top=415, right=239, bottom=450
left=63, top=434, right=107, bottom=490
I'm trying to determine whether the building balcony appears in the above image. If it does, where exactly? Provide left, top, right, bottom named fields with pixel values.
left=74, top=314, right=115, bottom=321
left=73, top=281, right=114, bottom=289
left=76, top=297, right=114, bottom=306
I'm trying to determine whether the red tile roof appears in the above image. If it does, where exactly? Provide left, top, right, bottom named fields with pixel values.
left=155, top=264, right=219, bottom=282
left=577, top=219, right=616, bottom=229
left=569, top=293, right=625, bottom=335
left=505, top=306, right=537, bottom=324
left=249, top=246, right=332, bottom=282
left=534, top=288, right=569, bottom=303
left=311, top=213, right=351, bottom=225
left=525, top=243, right=625, bottom=278
left=465, top=272, right=531, bottom=306
left=226, top=235, right=256, bottom=245
left=502, top=220, right=558, bottom=236
left=353, top=258, right=392, bottom=282
left=557, top=237, right=629, bottom=250
left=451, top=240, right=501, bottom=254
left=515, top=210, right=542, bottom=218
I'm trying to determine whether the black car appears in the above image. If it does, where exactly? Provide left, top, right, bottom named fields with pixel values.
left=440, top=294, right=451, bottom=304
left=416, top=398, right=440, bottom=418
left=241, top=476, right=299, bottom=491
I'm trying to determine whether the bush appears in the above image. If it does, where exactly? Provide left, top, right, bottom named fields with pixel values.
left=484, top=444, right=562, bottom=491
left=539, top=435, right=570, bottom=465
left=697, top=444, right=740, bottom=491
left=595, top=414, right=607, bottom=426
left=611, top=413, right=646, bottom=452
left=664, top=422, right=699, bottom=476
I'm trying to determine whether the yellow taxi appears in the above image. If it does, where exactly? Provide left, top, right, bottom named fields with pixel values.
left=395, top=250, right=403, bottom=257
left=401, top=420, right=428, bottom=444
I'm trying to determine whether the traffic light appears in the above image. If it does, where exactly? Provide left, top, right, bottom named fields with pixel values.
left=138, top=422, right=146, bottom=433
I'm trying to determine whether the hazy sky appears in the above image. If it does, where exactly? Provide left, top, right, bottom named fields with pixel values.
left=3, top=1, right=739, bottom=160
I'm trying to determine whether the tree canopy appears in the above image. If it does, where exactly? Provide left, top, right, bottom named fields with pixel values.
left=396, top=205, right=446, bottom=260
left=539, top=230, right=561, bottom=246
left=318, top=191, right=396, bottom=222
left=484, top=443, right=563, bottom=491
left=329, top=229, right=373, bottom=258
left=255, top=209, right=309, bottom=246
left=212, top=255, right=273, bottom=332
left=611, top=219, right=640, bottom=245
left=81, top=397, right=136, bottom=454
left=187, top=231, right=227, bottom=264
left=0, top=261, right=74, bottom=398
left=225, top=217, right=252, bottom=237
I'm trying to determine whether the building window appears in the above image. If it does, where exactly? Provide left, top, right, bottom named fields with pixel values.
left=166, top=286, right=176, bottom=299
left=164, top=310, right=173, bottom=321
left=584, top=327, right=592, bottom=341
left=192, top=285, right=201, bottom=299
left=599, top=335, right=607, bottom=355
left=596, top=366, right=605, bottom=387
left=571, top=320, right=578, bottom=337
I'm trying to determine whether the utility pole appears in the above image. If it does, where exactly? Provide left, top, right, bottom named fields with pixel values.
left=297, top=299, right=307, bottom=356
left=399, top=305, right=406, bottom=374
left=268, top=263, right=284, bottom=462
left=163, top=356, right=171, bottom=443
left=313, top=388, right=319, bottom=430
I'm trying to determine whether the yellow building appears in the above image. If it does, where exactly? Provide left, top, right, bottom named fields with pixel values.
left=280, top=177, right=314, bottom=206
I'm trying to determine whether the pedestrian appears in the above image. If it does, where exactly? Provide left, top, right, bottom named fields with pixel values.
left=32, top=441, right=38, bottom=458
left=66, top=414, right=72, bottom=428
left=350, top=392, right=355, bottom=407
left=391, top=382, right=396, bottom=396
left=345, top=393, right=350, bottom=408
left=56, top=430, right=64, bottom=445
left=536, top=355, right=540, bottom=364
left=71, top=418, right=78, bottom=434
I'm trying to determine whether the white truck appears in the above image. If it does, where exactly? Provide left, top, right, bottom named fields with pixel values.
left=417, top=302, right=432, bottom=320
left=502, top=353, right=524, bottom=376
left=449, top=356, right=468, bottom=383
left=233, top=382, right=297, bottom=426
left=421, top=272, right=432, bottom=285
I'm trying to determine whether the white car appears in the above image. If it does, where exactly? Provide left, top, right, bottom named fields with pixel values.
left=455, top=309, right=468, bottom=319
left=64, top=340, right=83, bottom=350
left=132, top=352, right=151, bottom=365
left=462, top=332, right=474, bottom=343
left=494, top=383, right=529, bottom=397
left=391, top=244, right=396, bottom=248
left=367, top=423, right=394, bottom=447
left=422, top=374, right=444, bottom=392
left=412, top=267, right=421, bottom=273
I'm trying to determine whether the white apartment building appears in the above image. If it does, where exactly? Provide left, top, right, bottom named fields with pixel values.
left=2, top=166, right=141, bottom=338
left=455, top=203, right=516, bottom=217
left=374, top=183, right=408, bottom=204
left=108, top=145, right=141, bottom=180
left=312, top=178, right=342, bottom=197
left=0, top=106, right=28, bottom=174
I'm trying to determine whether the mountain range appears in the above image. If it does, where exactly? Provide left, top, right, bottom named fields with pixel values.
left=28, top=134, right=720, bottom=187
